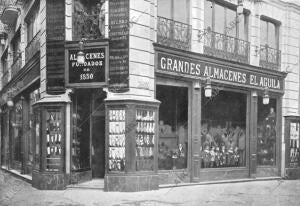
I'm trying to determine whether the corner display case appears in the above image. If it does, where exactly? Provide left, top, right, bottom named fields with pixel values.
left=32, top=103, right=66, bottom=190
left=285, top=116, right=300, bottom=179
left=105, top=100, right=159, bottom=192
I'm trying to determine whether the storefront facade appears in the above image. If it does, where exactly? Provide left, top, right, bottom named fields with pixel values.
left=154, top=45, right=286, bottom=184
left=1, top=0, right=300, bottom=192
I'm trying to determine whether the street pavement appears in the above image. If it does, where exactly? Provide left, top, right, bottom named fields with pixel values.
left=1, top=169, right=300, bottom=206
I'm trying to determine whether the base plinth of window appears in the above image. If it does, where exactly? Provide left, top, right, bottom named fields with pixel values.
left=285, top=168, right=300, bottom=179
left=104, top=174, right=159, bottom=192
left=32, top=170, right=67, bottom=190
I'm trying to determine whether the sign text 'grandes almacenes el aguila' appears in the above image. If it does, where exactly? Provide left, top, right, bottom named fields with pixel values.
left=157, top=52, right=283, bottom=91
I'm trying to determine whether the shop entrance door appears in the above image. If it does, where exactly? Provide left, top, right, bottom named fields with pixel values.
left=91, top=91, right=106, bottom=178
left=92, top=116, right=105, bottom=178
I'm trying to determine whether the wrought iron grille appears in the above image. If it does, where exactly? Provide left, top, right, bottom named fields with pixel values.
left=73, top=7, right=105, bottom=41
left=259, top=44, right=281, bottom=70
left=157, top=16, right=191, bottom=51
left=203, top=30, right=250, bottom=64
left=25, top=31, right=40, bottom=63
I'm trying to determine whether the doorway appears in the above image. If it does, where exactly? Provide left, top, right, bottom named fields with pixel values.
left=91, top=90, right=106, bottom=178
left=71, top=89, right=106, bottom=179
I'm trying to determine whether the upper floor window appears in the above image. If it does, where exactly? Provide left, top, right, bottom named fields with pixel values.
left=73, top=0, right=106, bottom=41
left=11, top=29, right=21, bottom=62
left=1, top=49, right=8, bottom=74
left=26, top=3, right=40, bottom=44
left=158, top=0, right=190, bottom=23
left=260, top=19, right=278, bottom=49
left=204, top=0, right=248, bottom=40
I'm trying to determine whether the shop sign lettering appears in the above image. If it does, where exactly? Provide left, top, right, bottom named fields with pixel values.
left=108, top=0, right=129, bottom=92
left=67, top=47, right=107, bottom=86
left=157, top=52, right=283, bottom=91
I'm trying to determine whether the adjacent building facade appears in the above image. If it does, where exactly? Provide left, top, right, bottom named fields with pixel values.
left=0, top=0, right=299, bottom=192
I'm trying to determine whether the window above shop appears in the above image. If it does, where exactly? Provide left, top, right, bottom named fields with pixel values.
left=25, top=2, right=40, bottom=45
left=157, top=0, right=191, bottom=51
left=73, top=0, right=106, bottom=41
left=259, top=17, right=281, bottom=70
left=203, top=0, right=250, bottom=63
left=24, top=1, right=40, bottom=63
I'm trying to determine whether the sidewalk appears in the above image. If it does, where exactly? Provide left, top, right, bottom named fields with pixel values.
left=1, top=169, right=300, bottom=206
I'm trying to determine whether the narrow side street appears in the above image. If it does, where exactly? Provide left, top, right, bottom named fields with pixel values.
left=1, top=170, right=300, bottom=206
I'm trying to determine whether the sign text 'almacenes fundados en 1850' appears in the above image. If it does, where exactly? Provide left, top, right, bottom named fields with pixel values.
left=67, top=47, right=107, bottom=86
left=157, top=52, right=284, bottom=91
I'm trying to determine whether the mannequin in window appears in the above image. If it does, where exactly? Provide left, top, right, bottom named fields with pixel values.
left=159, top=120, right=172, bottom=136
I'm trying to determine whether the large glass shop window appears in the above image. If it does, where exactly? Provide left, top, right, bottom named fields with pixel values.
left=45, top=108, right=63, bottom=172
left=156, top=85, right=188, bottom=170
left=289, top=122, right=300, bottom=166
left=257, top=97, right=277, bottom=166
left=1, top=113, right=8, bottom=167
left=12, top=100, right=23, bottom=169
left=72, top=91, right=91, bottom=171
left=201, top=90, right=247, bottom=168
left=73, top=0, right=105, bottom=40
left=28, top=89, right=40, bottom=168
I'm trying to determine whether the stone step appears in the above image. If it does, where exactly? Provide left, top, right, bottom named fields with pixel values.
left=67, top=179, right=104, bottom=190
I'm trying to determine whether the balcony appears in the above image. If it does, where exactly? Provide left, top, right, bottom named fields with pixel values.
left=259, top=44, right=281, bottom=70
left=203, top=30, right=250, bottom=64
left=157, top=16, right=191, bottom=51
left=25, top=31, right=40, bottom=63
left=11, top=53, right=21, bottom=77
left=0, top=5, right=19, bottom=26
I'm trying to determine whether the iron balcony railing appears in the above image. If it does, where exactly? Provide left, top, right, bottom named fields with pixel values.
left=25, top=30, right=40, bottom=63
left=203, top=30, right=250, bottom=64
left=157, top=16, right=192, bottom=51
left=259, top=44, right=281, bottom=70
left=11, top=54, right=22, bottom=77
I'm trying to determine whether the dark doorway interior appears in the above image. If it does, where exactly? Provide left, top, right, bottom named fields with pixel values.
left=72, top=89, right=106, bottom=178
left=91, top=90, right=106, bottom=178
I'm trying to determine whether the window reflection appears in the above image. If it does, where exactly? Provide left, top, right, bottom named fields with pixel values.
left=201, top=90, right=247, bottom=168
left=156, top=85, right=188, bottom=170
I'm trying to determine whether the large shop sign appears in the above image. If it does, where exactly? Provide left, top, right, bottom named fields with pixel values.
left=157, top=52, right=284, bottom=91
left=66, top=47, right=108, bottom=87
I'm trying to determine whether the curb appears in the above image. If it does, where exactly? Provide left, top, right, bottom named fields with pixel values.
left=0, top=168, right=32, bottom=184
left=159, top=177, right=283, bottom=189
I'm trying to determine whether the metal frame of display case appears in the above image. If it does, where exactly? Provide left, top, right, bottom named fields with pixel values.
left=32, top=102, right=67, bottom=190
left=284, top=116, right=300, bottom=179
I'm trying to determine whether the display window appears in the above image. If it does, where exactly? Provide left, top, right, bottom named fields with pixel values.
left=257, top=97, right=277, bottom=166
left=288, top=121, right=300, bottom=166
left=34, top=108, right=41, bottom=170
left=72, top=90, right=91, bottom=171
left=28, top=89, right=40, bottom=169
left=1, top=113, right=8, bottom=167
left=201, top=90, right=247, bottom=168
left=156, top=85, right=188, bottom=170
left=11, top=100, right=23, bottom=170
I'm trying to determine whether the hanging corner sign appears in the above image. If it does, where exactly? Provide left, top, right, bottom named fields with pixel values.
left=66, top=46, right=108, bottom=87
